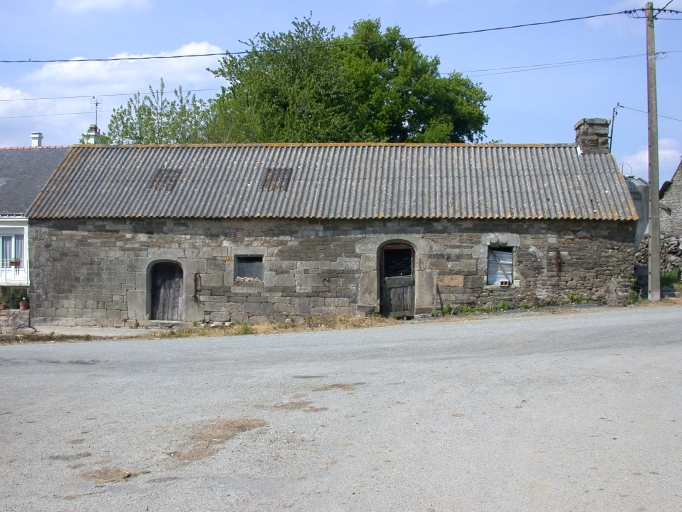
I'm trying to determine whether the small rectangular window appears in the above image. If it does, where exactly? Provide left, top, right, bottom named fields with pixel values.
left=235, top=256, right=264, bottom=282
left=1, top=236, right=11, bottom=268
left=487, top=248, right=513, bottom=285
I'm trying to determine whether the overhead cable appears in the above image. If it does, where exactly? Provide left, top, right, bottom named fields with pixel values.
left=0, top=88, right=221, bottom=103
left=619, top=105, right=682, bottom=123
left=0, top=10, right=647, bottom=64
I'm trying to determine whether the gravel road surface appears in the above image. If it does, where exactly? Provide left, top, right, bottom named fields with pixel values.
left=1, top=305, right=681, bottom=511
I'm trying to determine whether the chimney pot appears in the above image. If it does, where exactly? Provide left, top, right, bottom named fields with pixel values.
left=30, top=132, right=43, bottom=147
left=85, top=124, right=99, bottom=144
left=574, top=118, right=610, bottom=154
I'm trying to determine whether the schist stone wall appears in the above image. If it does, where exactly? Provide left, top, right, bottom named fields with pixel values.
left=28, top=218, right=636, bottom=327
left=660, top=162, right=682, bottom=235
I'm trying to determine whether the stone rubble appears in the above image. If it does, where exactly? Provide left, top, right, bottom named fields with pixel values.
left=635, top=235, right=682, bottom=273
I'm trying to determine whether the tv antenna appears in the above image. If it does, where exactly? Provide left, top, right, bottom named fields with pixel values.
left=90, top=96, right=102, bottom=128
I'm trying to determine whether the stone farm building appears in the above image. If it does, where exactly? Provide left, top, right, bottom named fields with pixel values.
left=660, top=159, right=682, bottom=236
left=27, top=119, right=638, bottom=327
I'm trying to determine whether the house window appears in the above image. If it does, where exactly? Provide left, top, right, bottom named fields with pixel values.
left=235, top=256, right=263, bottom=281
left=2, top=235, right=24, bottom=268
left=487, top=247, right=513, bottom=285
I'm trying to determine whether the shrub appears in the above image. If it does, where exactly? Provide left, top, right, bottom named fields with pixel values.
left=441, top=303, right=454, bottom=316
left=236, top=323, right=254, bottom=335
left=566, top=292, right=587, bottom=304
left=460, top=304, right=475, bottom=315
left=661, top=268, right=680, bottom=287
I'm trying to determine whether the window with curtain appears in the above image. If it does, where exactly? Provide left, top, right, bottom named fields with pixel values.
left=1, top=234, right=24, bottom=268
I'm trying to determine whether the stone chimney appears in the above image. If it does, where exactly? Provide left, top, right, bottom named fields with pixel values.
left=30, top=132, right=43, bottom=147
left=84, top=124, right=99, bottom=144
left=574, top=118, right=610, bottom=154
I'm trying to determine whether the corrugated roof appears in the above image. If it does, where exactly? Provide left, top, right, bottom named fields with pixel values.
left=27, top=143, right=637, bottom=221
left=0, top=146, right=71, bottom=215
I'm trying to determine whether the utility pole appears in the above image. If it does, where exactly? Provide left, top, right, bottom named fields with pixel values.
left=646, top=2, right=661, bottom=301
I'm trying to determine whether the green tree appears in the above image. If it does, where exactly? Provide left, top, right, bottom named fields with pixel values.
left=209, top=17, right=490, bottom=143
left=208, top=18, right=359, bottom=143
left=105, top=79, right=210, bottom=144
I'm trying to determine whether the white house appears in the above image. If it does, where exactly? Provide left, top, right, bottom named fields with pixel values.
left=0, top=136, right=68, bottom=305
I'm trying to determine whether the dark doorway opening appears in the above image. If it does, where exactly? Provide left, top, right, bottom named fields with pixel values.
left=150, top=262, right=183, bottom=321
left=380, top=244, right=415, bottom=317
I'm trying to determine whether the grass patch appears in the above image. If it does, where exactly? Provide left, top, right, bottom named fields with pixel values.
left=661, top=268, right=680, bottom=288
left=236, top=323, right=254, bottom=335
left=142, top=315, right=402, bottom=340
left=496, top=300, right=511, bottom=312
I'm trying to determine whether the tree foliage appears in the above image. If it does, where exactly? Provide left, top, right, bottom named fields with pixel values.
left=99, top=18, right=490, bottom=144
left=209, top=18, right=490, bottom=143
left=105, top=79, right=209, bottom=144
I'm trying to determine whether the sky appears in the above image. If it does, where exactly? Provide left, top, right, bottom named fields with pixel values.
left=0, top=0, right=681, bottom=182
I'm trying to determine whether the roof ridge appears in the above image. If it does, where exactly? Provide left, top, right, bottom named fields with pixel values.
left=71, top=142, right=577, bottom=148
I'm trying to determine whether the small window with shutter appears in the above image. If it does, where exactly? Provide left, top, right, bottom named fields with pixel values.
left=487, top=247, right=513, bottom=285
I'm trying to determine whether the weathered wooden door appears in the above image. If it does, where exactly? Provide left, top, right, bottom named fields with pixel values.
left=380, top=245, right=415, bottom=317
left=151, top=262, right=183, bottom=320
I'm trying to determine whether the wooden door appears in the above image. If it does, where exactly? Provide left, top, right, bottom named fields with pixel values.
left=380, top=245, right=415, bottom=317
left=151, top=262, right=183, bottom=320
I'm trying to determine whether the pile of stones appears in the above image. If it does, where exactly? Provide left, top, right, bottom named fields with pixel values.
left=635, top=235, right=682, bottom=272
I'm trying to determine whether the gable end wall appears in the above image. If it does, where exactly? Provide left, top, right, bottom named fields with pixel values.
left=660, top=165, right=682, bottom=235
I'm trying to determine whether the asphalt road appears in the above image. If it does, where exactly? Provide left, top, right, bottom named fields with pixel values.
left=1, top=305, right=681, bottom=511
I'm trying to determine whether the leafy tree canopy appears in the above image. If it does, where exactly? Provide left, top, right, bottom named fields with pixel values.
left=209, top=17, right=490, bottom=143
left=103, top=79, right=209, bottom=144
left=98, top=18, right=490, bottom=144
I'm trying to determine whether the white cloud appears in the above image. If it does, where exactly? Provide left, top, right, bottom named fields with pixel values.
left=621, top=138, right=682, bottom=182
left=25, top=41, right=224, bottom=91
left=55, top=0, right=151, bottom=11
left=0, top=42, right=224, bottom=146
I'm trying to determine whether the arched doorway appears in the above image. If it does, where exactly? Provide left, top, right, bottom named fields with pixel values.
left=380, top=243, right=415, bottom=317
left=150, top=262, right=183, bottom=321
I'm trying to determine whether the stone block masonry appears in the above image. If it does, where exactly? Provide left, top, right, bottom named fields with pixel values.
left=660, top=162, right=682, bottom=236
left=28, top=218, right=636, bottom=327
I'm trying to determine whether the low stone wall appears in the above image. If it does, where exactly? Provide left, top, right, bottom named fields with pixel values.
left=29, top=217, right=637, bottom=326
left=0, top=309, right=30, bottom=333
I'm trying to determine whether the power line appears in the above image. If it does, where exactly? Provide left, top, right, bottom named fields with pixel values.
left=655, top=0, right=676, bottom=17
left=0, top=111, right=108, bottom=120
left=1, top=48, right=679, bottom=116
left=619, top=104, right=682, bottom=122
left=465, top=50, right=680, bottom=77
left=2, top=49, right=679, bottom=107
left=0, top=88, right=220, bottom=103
left=624, top=6, right=681, bottom=18
left=0, top=10, right=647, bottom=65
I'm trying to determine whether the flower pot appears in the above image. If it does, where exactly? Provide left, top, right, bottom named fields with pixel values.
left=9, top=260, right=20, bottom=267
left=18, top=301, right=29, bottom=310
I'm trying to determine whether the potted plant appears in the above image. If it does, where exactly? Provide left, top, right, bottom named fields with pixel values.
left=9, top=258, right=20, bottom=267
left=18, top=297, right=29, bottom=310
